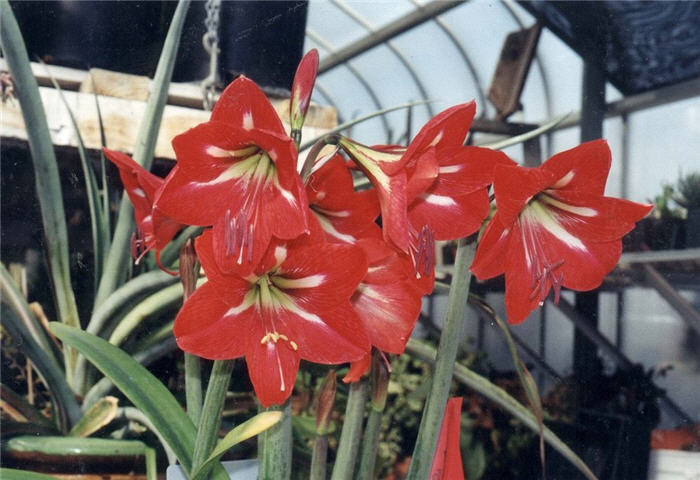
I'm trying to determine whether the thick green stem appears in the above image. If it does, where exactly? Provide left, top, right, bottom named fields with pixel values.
left=258, top=401, right=292, bottom=480
left=357, top=408, right=383, bottom=480
left=309, top=434, right=328, bottom=480
left=191, top=359, right=235, bottom=475
left=406, top=239, right=476, bottom=480
left=185, top=353, right=203, bottom=426
left=330, top=380, right=367, bottom=480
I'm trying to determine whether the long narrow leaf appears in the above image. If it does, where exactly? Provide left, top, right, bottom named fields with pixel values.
left=107, top=279, right=203, bottom=348
left=68, top=396, right=119, bottom=438
left=300, top=99, right=435, bottom=151
left=74, top=269, right=178, bottom=392
left=0, top=305, right=81, bottom=431
left=191, top=412, right=283, bottom=480
left=0, top=0, right=81, bottom=385
left=405, top=339, right=598, bottom=480
left=475, top=297, right=547, bottom=476
left=90, top=73, right=112, bottom=249
left=45, top=65, right=106, bottom=289
left=1, top=264, right=56, bottom=360
left=0, top=469, right=61, bottom=480
left=49, top=322, right=196, bottom=472
left=478, top=113, right=569, bottom=150
left=94, top=0, right=191, bottom=307
left=82, top=335, right=178, bottom=411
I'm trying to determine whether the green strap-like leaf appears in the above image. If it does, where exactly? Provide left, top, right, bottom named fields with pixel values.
left=0, top=0, right=81, bottom=386
left=0, top=264, right=58, bottom=363
left=478, top=113, right=569, bottom=151
left=299, top=99, right=435, bottom=151
left=49, top=322, right=196, bottom=473
left=74, top=269, right=178, bottom=392
left=94, top=0, right=191, bottom=307
left=90, top=73, right=112, bottom=251
left=107, top=282, right=187, bottom=347
left=405, top=339, right=598, bottom=480
left=0, top=468, right=61, bottom=480
left=191, top=411, right=283, bottom=480
left=45, top=66, right=107, bottom=290
left=0, top=305, right=81, bottom=431
left=68, top=396, right=119, bottom=437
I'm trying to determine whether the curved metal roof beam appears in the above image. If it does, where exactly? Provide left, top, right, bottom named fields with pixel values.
left=410, top=0, right=488, bottom=117
left=330, top=0, right=435, bottom=118
left=307, top=29, right=393, bottom=141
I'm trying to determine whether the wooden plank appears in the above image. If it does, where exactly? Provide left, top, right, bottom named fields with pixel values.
left=0, top=59, right=337, bottom=130
left=1, top=86, right=333, bottom=160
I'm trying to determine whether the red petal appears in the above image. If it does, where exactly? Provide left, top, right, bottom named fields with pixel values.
left=430, top=146, right=514, bottom=197
left=211, top=76, right=286, bottom=135
left=403, top=102, right=476, bottom=175
left=290, top=49, right=319, bottom=130
left=278, top=243, right=368, bottom=310
left=174, top=282, right=252, bottom=359
left=544, top=191, right=652, bottom=242
left=470, top=216, right=510, bottom=280
left=429, top=397, right=465, bottom=480
left=493, top=163, right=553, bottom=228
left=246, top=333, right=301, bottom=407
left=352, top=278, right=422, bottom=354
left=194, top=230, right=255, bottom=301
left=343, top=352, right=371, bottom=383
left=409, top=188, right=489, bottom=241
left=279, top=301, right=369, bottom=364
left=104, top=149, right=162, bottom=224
left=540, top=139, right=611, bottom=195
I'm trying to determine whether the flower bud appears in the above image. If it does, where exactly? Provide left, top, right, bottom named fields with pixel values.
left=370, top=349, right=390, bottom=412
left=179, top=238, right=199, bottom=301
left=315, top=370, right=337, bottom=435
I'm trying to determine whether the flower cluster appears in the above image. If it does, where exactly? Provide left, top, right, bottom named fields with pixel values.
left=106, top=49, right=651, bottom=406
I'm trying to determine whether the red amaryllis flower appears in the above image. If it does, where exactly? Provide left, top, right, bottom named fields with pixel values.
left=290, top=49, right=319, bottom=135
left=306, top=155, right=380, bottom=244
left=104, top=149, right=183, bottom=265
left=340, top=103, right=510, bottom=280
left=155, top=77, right=310, bottom=275
left=471, top=140, right=652, bottom=324
left=430, top=397, right=465, bottom=480
left=174, top=230, right=370, bottom=406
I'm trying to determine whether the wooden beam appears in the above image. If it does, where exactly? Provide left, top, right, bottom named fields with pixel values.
left=0, top=59, right=337, bottom=130
left=1, top=86, right=334, bottom=161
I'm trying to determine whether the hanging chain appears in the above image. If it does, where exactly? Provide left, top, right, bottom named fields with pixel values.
left=201, top=0, right=222, bottom=111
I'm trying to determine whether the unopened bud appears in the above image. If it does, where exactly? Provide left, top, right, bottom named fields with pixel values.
left=370, top=349, right=390, bottom=412
left=315, top=370, right=337, bottom=435
left=179, top=238, right=200, bottom=301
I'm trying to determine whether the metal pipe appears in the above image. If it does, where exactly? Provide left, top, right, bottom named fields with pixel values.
left=318, top=1, right=463, bottom=74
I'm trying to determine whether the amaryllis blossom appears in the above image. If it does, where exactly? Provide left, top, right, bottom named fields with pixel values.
left=429, top=397, right=465, bottom=480
left=155, top=77, right=310, bottom=275
left=471, top=140, right=652, bottom=324
left=104, top=149, right=183, bottom=265
left=305, top=155, right=380, bottom=244
left=340, top=103, right=511, bottom=280
left=174, top=230, right=370, bottom=406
